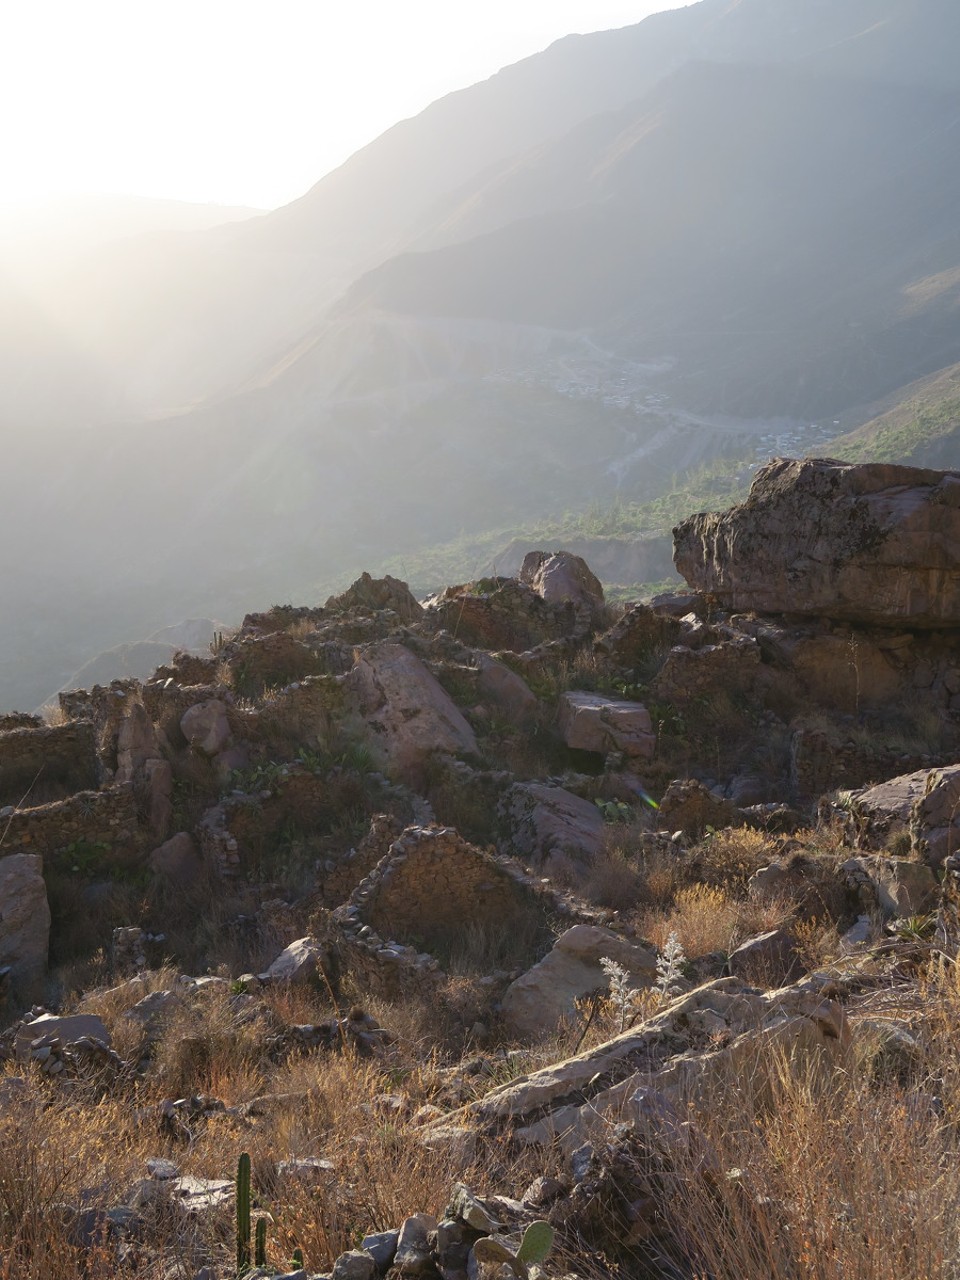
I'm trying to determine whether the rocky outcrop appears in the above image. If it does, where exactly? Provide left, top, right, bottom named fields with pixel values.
left=519, top=550, right=605, bottom=617
left=501, top=782, right=604, bottom=870
left=674, top=458, right=960, bottom=627
left=348, top=642, right=477, bottom=779
left=325, top=572, right=424, bottom=623
left=456, top=977, right=848, bottom=1147
left=0, top=853, right=50, bottom=997
left=557, top=692, right=655, bottom=759
left=502, top=925, right=655, bottom=1038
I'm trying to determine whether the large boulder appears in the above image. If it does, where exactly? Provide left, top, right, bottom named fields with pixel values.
left=0, top=853, right=50, bottom=997
left=501, top=782, right=604, bottom=870
left=148, top=831, right=201, bottom=883
left=348, top=643, right=477, bottom=779
left=674, top=458, right=960, bottom=627
left=262, top=936, right=326, bottom=984
left=846, top=764, right=960, bottom=865
left=558, top=692, right=655, bottom=759
left=180, top=698, right=232, bottom=758
left=502, top=925, right=656, bottom=1038
left=840, top=855, right=938, bottom=919
left=519, top=551, right=604, bottom=617
left=475, top=655, right=538, bottom=721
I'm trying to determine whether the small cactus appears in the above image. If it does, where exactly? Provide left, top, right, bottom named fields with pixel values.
left=255, top=1217, right=268, bottom=1268
left=517, top=1221, right=555, bottom=1266
left=473, top=1220, right=555, bottom=1277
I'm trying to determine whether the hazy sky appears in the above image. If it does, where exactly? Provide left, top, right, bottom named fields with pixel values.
left=1, top=1, right=690, bottom=211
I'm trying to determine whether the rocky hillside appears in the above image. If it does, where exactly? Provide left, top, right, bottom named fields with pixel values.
left=3, top=459, right=960, bottom=1278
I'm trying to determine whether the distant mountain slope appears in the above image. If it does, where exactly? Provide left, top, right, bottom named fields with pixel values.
left=827, top=361, right=960, bottom=468
left=12, top=0, right=960, bottom=423
left=344, top=60, right=960, bottom=417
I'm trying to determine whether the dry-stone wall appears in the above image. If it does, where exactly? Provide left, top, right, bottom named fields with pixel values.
left=59, top=681, right=141, bottom=771
left=0, top=721, right=99, bottom=806
left=790, top=724, right=940, bottom=802
left=1, top=784, right=141, bottom=866
left=331, top=825, right=597, bottom=1000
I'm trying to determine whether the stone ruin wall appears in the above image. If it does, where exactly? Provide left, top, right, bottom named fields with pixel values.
left=790, top=725, right=943, bottom=803
left=0, top=721, right=99, bottom=807
left=2, top=784, right=142, bottom=867
left=363, top=828, right=545, bottom=944
left=331, top=825, right=600, bottom=1001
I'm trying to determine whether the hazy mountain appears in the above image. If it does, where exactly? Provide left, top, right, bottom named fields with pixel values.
left=345, top=60, right=960, bottom=416
left=6, top=0, right=960, bottom=711
left=15, top=0, right=960, bottom=425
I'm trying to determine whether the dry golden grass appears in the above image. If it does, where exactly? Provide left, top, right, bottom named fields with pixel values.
left=653, top=1044, right=960, bottom=1280
left=693, top=825, right=779, bottom=885
left=640, top=883, right=741, bottom=956
left=8, top=941, right=960, bottom=1280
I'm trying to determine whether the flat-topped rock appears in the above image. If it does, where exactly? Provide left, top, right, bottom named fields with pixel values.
left=674, top=458, right=960, bottom=627
left=558, top=692, right=655, bottom=759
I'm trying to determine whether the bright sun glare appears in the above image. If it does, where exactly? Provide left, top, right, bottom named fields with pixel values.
left=0, top=1, right=685, bottom=211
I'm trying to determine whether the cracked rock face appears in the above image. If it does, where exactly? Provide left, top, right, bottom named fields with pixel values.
left=452, top=977, right=848, bottom=1148
left=348, top=642, right=477, bottom=779
left=674, top=457, right=960, bottom=627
